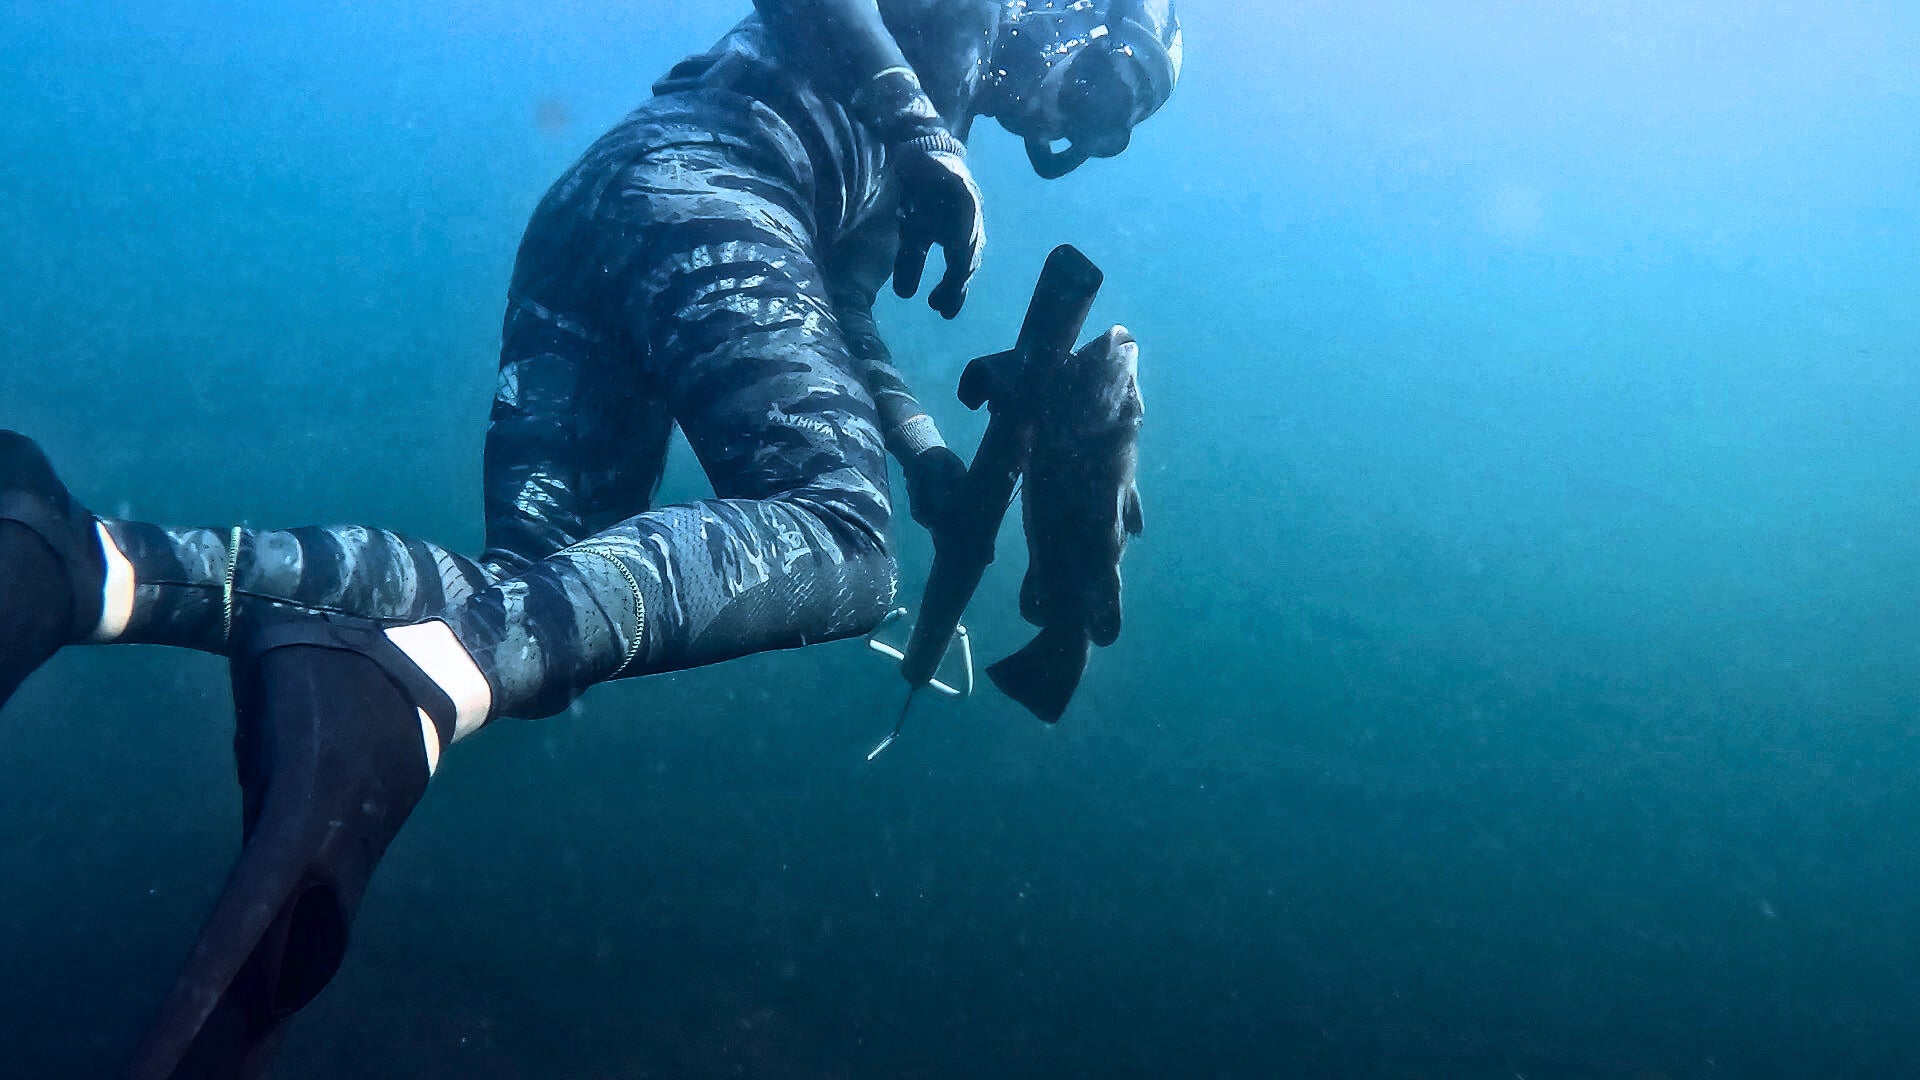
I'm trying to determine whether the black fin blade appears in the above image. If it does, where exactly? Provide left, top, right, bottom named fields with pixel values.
left=1123, top=485, right=1144, bottom=536
left=0, top=523, right=74, bottom=712
left=986, top=626, right=1091, bottom=723
left=130, top=635, right=432, bottom=1080
left=126, top=813, right=320, bottom=1079
left=958, top=350, right=1019, bottom=411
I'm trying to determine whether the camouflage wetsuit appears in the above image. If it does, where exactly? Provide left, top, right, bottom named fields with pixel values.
left=95, top=3, right=1000, bottom=720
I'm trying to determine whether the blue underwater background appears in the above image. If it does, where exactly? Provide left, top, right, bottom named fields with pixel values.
left=4, top=1, right=1920, bottom=1076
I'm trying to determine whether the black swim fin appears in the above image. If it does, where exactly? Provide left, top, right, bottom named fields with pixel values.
left=0, top=430, right=103, bottom=712
left=986, top=624, right=1091, bottom=724
left=127, top=613, right=454, bottom=1080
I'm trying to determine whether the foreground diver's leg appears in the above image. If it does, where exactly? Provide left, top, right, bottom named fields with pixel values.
left=133, top=96, right=906, bottom=1073
left=440, top=113, right=903, bottom=718
left=95, top=520, right=495, bottom=655
left=0, top=431, right=114, bottom=711
left=126, top=614, right=487, bottom=1080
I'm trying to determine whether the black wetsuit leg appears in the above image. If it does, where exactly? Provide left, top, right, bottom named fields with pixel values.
left=122, top=90, right=899, bottom=1075
left=96, top=522, right=496, bottom=653
left=61, top=92, right=895, bottom=730
left=436, top=89, right=899, bottom=720
left=65, top=259, right=657, bottom=659
left=478, top=295, right=674, bottom=578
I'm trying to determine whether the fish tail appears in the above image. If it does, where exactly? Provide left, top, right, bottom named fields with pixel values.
left=986, top=625, right=1091, bottom=723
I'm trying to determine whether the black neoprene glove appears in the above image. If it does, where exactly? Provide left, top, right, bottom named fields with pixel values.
left=891, top=130, right=985, bottom=320
left=902, top=444, right=968, bottom=537
left=849, top=66, right=985, bottom=320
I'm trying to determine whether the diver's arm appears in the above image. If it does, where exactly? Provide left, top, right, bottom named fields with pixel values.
left=836, top=294, right=943, bottom=458
left=833, top=285, right=967, bottom=532
left=752, top=0, right=946, bottom=138
left=755, top=0, right=985, bottom=318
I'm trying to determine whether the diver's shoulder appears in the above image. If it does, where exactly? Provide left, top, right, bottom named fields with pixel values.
left=651, top=16, right=777, bottom=97
left=880, top=0, right=1000, bottom=40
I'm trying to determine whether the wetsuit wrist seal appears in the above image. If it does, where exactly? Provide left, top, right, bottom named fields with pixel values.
left=900, top=130, right=966, bottom=158
left=851, top=65, right=945, bottom=144
left=893, top=413, right=947, bottom=457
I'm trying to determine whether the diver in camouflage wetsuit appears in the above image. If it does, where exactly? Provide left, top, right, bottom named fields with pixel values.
left=0, top=1, right=1181, bottom=1072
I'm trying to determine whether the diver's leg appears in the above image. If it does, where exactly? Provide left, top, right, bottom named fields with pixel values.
left=437, top=122, right=898, bottom=720
left=85, top=276, right=633, bottom=655
left=91, top=518, right=495, bottom=653
left=478, top=298, right=600, bottom=576
left=129, top=100, right=896, bottom=1073
left=125, top=123, right=662, bottom=1077
left=0, top=441, right=495, bottom=715
left=432, top=348, right=897, bottom=718
left=93, top=521, right=494, bottom=654
left=479, top=297, right=672, bottom=578
left=479, top=127, right=678, bottom=579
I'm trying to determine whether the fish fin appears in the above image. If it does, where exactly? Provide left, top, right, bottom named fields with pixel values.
left=1090, top=564, right=1123, bottom=647
left=986, top=625, right=1090, bottom=723
left=1014, top=481, right=1046, bottom=626
left=1017, top=564, right=1046, bottom=626
left=958, top=350, right=1019, bottom=411
left=1122, top=485, right=1144, bottom=536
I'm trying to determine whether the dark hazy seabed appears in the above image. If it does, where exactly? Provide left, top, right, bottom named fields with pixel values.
left=3, top=2, right=1919, bottom=1077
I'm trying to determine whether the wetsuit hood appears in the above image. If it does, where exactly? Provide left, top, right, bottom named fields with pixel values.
left=992, top=0, right=1184, bottom=177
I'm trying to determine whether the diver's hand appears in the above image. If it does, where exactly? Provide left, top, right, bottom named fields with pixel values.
left=903, top=444, right=968, bottom=537
left=892, top=131, right=984, bottom=320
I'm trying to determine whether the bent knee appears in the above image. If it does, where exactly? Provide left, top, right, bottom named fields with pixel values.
left=787, top=466, right=893, bottom=556
left=785, top=480, right=898, bottom=627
